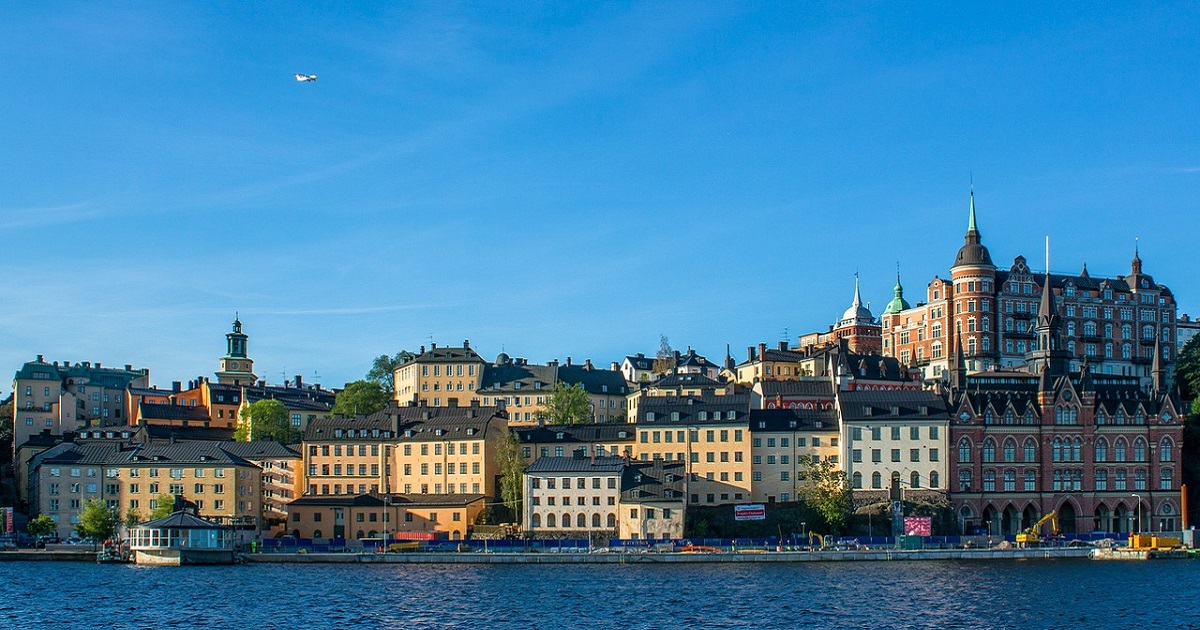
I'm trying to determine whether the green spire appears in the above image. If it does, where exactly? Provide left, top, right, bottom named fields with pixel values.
left=882, top=265, right=911, bottom=315
left=968, top=190, right=978, bottom=232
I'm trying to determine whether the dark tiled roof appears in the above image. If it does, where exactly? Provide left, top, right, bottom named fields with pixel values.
left=305, top=403, right=504, bottom=443
left=676, top=350, right=715, bottom=369
left=289, top=493, right=487, bottom=508
left=557, top=364, right=629, bottom=395
left=623, top=354, right=655, bottom=370
left=654, top=373, right=724, bottom=388
left=749, top=408, right=839, bottom=432
left=37, top=441, right=127, bottom=466
left=14, top=358, right=147, bottom=385
left=637, top=394, right=750, bottom=425
left=758, top=379, right=834, bottom=397
left=840, top=352, right=909, bottom=382
left=139, top=510, right=226, bottom=530
left=515, top=424, right=636, bottom=444
left=838, top=390, right=950, bottom=422
left=140, top=425, right=235, bottom=443
left=127, top=442, right=257, bottom=467
left=244, top=385, right=335, bottom=411
left=220, top=440, right=300, bottom=460
left=621, top=460, right=685, bottom=503
left=479, top=362, right=557, bottom=393
left=128, top=387, right=175, bottom=398
left=403, top=345, right=485, bottom=365
left=138, top=402, right=211, bottom=422
left=525, top=456, right=627, bottom=474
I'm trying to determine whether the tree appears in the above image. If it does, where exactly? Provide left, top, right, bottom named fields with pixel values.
left=796, top=457, right=852, bottom=534
left=496, top=429, right=527, bottom=522
left=367, top=351, right=416, bottom=394
left=545, top=382, right=591, bottom=425
left=1176, top=336, right=1200, bottom=401
left=124, top=507, right=144, bottom=530
left=27, top=514, right=57, bottom=538
left=652, top=335, right=676, bottom=375
left=332, top=380, right=390, bottom=417
left=150, top=493, right=178, bottom=520
left=0, top=398, right=13, bottom=466
left=76, top=499, right=118, bottom=541
left=235, top=399, right=300, bottom=443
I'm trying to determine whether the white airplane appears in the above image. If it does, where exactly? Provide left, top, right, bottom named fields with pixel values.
left=294, top=73, right=317, bottom=82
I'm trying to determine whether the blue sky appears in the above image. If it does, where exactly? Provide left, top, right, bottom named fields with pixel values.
left=2, top=3, right=1198, bottom=391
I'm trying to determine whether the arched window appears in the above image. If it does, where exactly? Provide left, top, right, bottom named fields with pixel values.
left=1004, top=410, right=1014, bottom=425
left=356, top=530, right=364, bottom=539
left=1133, top=438, right=1147, bottom=462
left=852, top=472, right=862, bottom=489
left=1116, top=410, right=1125, bottom=424
left=982, top=439, right=996, bottom=463
left=958, top=438, right=972, bottom=463
left=546, top=513, right=556, bottom=528
left=929, top=471, right=939, bottom=488
left=1024, top=469, right=1036, bottom=491
left=607, top=513, right=616, bottom=528
left=1115, top=438, right=1128, bottom=462
left=562, top=513, right=571, bottom=528
left=1095, top=438, right=1108, bottom=463
left=1052, top=437, right=1063, bottom=462
left=532, top=513, right=541, bottom=528
left=592, top=513, right=601, bottom=528
left=1023, top=438, right=1037, bottom=462
left=1024, top=410, right=1035, bottom=425
left=983, top=470, right=996, bottom=492
left=1067, top=322, right=1076, bottom=336
left=911, top=471, right=921, bottom=489
left=577, top=513, right=587, bottom=528
left=1003, top=439, right=1016, bottom=463
left=312, top=529, right=323, bottom=539
left=1003, top=470, right=1016, bottom=492
left=871, top=472, right=882, bottom=489
left=1160, top=437, right=1173, bottom=462
left=1072, top=438, right=1082, bottom=462
left=984, top=410, right=994, bottom=424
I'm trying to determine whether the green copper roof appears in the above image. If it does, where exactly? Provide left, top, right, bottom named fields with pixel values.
left=882, top=272, right=911, bottom=314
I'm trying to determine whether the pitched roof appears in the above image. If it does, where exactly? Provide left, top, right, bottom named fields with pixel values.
left=305, top=403, right=505, bottom=443
left=637, top=394, right=751, bottom=425
left=525, top=455, right=627, bottom=474
left=838, top=390, right=950, bottom=422
left=557, top=364, right=629, bottom=395
left=139, top=424, right=235, bottom=443
left=621, top=460, right=685, bottom=503
left=137, top=402, right=211, bottom=422
left=654, top=372, right=724, bottom=388
left=515, top=424, right=636, bottom=444
left=288, top=493, right=487, bottom=508
left=138, top=510, right=226, bottom=530
left=748, top=408, right=839, bottom=432
left=757, top=379, right=834, bottom=397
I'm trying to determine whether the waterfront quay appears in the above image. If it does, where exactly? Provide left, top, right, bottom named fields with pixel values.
left=247, top=547, right=1094, bottom=564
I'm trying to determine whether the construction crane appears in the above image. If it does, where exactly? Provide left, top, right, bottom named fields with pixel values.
left=1015, top=510, right=1059, bottom=547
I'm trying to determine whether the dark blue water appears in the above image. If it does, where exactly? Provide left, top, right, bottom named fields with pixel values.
left=1, top=559, right=1198, bottom=629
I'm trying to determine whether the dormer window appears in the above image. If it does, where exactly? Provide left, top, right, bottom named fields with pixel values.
left=405, top=430, right=414, bottom=438
left=514, top=382, right=522, bottom=390
left=618, top=431, right=628, bottom=439
left=466, top=428, right=476, bottom=436
left=335, top=429, right=344, bottom=438
left=864, top=408, right=873, bottom=416
left=646, top=412, right=655, bottom=422
left=535, top=382, right=542, bottom=390
left=758, top=422, right=766, bottom=429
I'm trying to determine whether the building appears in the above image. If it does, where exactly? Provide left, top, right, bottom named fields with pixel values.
left=27, top=440, right=265, bottom=539
left=220, top=440, right=302, bottom=536
left=301, top=402, right=508, bottom=499
left=748, top=408, right=840, bottom=504
left=735, top=343, right=822, bottom=385
left=882, top=192, right=1178, bottom=386
left=625, top=372, right=739, bottom=426
left=633, top=394, right=752, bottom=506
left=751, top=379, right=836, bottom=411
left=839, top=390, right=951, bottom=504
left=515, top=423, right=636, bottom=462
left=618, top=459, right=686, bottom=540
left=1177, top=314, right=1200, bottom=355
left=393, top=342, right=487, bottom=407
left=241, top=378, right=336, bottom=435
left=285, top=493, right=486, bottom=540
left=522, top=455, right=624, bottom=536
left=797, top=277, right=883, bottom=355
left=214, top=317, right=257, bottom=386
left=620, top=353, right=658, bottom=384
left=477, top=355, right=629, bottom=425
left=947, top=270, right=1184, bottom=535
left=11, top=355, right=150, bottom=458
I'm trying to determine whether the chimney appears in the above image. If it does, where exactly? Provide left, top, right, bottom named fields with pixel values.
left=125, top=364, right=132, bottom=371
left=96, top=363, right=101, bottom=369
left=420, top=345, right=426, bottom=354
left=636, top=353, right=645, bottom=359
left=172, top=381, right=182, bottom=393
left=36, top=354, right=44, bottom=362
left=431, top=342, right=437, bottom=350
left=295, top=374, right=303, bottom=388
left=748, top=346, right=755, bottom=361
left=566, top=357, right=572, bottom=366
left=83, top=361, right=91, bottom=368
left=758, top=343, right=766, bottom=358
left=779, top=341, right=788, bottom=351
left=584, top=359, right=593, bottom=371
left=463, top=339, right=470, bottom=349
left=548, top=359, right=559, bottom=368
left=610, top=362, right=619, bottom=371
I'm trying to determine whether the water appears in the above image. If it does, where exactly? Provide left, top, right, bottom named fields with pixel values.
left=1, top=559, right=1198, bottom=629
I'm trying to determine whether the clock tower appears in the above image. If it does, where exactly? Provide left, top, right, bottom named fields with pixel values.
left=216, top=315, right=257, bottom=385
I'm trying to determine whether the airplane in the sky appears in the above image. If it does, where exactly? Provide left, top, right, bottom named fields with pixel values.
left=294, top=73, right=317, bottom=82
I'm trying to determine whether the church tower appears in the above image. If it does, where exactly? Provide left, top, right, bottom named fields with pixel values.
left=216, top=315, right=257, bottom=385
left=1027, top=271, right=1071, bottom=383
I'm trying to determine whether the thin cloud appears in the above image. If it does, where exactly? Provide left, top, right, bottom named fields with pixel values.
left=245, top=304, right=459, bottom=317
left=0, top=202, right=97, bottom=229
left=1171, top=167, right=1200, bottom=173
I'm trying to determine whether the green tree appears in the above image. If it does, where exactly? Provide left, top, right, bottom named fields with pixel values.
left=496, top=429, right=527, bottom=522
left=367, top=351, right=415, bottom=394
left=76, top=499, right=119, bottom=541
left=150, top=493, right=178, bottom=520
left=1176, top=336, right=1200, bottom=401
left=797, top=457, right=852, bottom=534
left=124, top=507, right=144, bottom=530
left=235, top=399, right=300, bottom=442
left=652, top=335, right=676, bottom=375
left=27, top=514, right=57, bottom=538
left=332, top=380, right=390, bottom=417
left=545, top=382, right=591, bottom=425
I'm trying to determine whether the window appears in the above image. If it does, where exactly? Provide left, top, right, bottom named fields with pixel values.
left=1024, top=438, right=1037, bottom=463
left=982, top=470, right=995, bottom=492
left=958, top=438, right=972, bottom=463
left=982, top=439, right=995, bottom=463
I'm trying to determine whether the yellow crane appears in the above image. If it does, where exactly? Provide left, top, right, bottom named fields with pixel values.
left=1015, top=510, right=1058, bottom=547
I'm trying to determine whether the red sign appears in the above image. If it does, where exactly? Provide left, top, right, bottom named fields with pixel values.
left=903, top=516, right=932, bottom=537
left=734, top=504, right=766, bottom=521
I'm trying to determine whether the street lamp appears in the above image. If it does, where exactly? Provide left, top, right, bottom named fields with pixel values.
left=1132, top=493, right=1142, bottom=536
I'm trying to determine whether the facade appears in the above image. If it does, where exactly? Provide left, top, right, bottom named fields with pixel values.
left=476, top=356, right=629, bottom=425
left=620, top=353, right=658, bottom=384
left=633, top=394, right=752, bottom=506
left=735, top=343, right=823, bottom=385
left=625, top=372, right=738, bottom=426
left=12, top=355, right=150, bottom=457
left=301, top=402, right=508, bottom=499
left=515, top=423, right=636, bottom=462
left=522, top=456, right=624, bottom=536
left=618, top=460, right=686, bottom=540
left=286, top=493, right=486, bottom=540
left=221, top=440, right=302, bottom=535
left=1177, top=314, right=1200, bottom=355
left=28, top=440, right=265, bottom=539
left=241, top=379, right=336, bottom=435
left=839, top=390, right=951, bottom=505
left=748, top=408, right=840, bottom=504
left=882, top=193, right=1178, bottom=386
left=797, top=277, right=883, bottom=355
left=947, top=271, right=1184, bottom=535
left=751, top=379, right=836, bottom=411
left=393, top=342, right=487, bottom=407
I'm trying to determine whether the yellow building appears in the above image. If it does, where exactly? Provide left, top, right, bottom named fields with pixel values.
left=632, top=394, right=752, bottom=506
left=286, top=493, right=486, bottom=541
left=749, top=408, right=841, bottom=504
left=625, top=373, right=738, bottom=426
left=515, top=424, right=636, bottom=462
left=734, top=343, right=824, bottom=385
left=301, top=402, right=508, bottom=499
left=618, top=460, right=686, bottom=541
left=393, top=342, right=487, bottom=407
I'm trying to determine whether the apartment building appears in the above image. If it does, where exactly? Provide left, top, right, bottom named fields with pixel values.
left=748, top=408, right=840, bottom=504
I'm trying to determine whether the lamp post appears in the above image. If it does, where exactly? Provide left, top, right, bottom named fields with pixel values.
left=1132, top=493, right=1142, bottom=536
